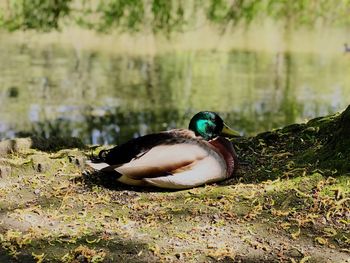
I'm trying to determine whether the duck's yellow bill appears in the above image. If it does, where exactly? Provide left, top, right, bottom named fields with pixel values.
left=221, top=123, right=241, bottom=137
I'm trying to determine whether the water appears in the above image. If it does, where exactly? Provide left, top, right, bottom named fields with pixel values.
left=1, top=31, right=350, bottom=144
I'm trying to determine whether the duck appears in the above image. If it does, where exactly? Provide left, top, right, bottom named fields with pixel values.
left=86, top=111, right=240, bottom=189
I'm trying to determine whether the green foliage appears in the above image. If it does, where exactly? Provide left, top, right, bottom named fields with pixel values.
left=96, top=0, right=145, bottom=32
left=206, top=0, right=262, bottom=26
left=151, top=0, right=185, bottom=32
left=1, top=0, right=71, bottom=31
left=1, top=0, right=350, bottom=32
left=93, top=0, right=187, bottom=33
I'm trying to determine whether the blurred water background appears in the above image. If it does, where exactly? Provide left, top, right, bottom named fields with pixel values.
left=1, top=23, right=349, bottom=144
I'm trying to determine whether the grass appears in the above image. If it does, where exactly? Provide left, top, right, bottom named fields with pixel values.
left=0, top=110, right=349, bottom=262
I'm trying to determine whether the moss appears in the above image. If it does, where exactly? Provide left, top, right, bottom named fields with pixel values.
left=302, top=106, right=350, bottom=172
left=237, top=106, right=350, bottom=178
left=0, top=138, right=32, bottom=155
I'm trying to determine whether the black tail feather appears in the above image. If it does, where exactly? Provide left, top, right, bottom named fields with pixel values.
left=90, top=132, right=176, bottom=165
left=89, top=149, right=110, bottom=163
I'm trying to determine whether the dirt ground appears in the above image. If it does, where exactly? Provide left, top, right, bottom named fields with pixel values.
left=0, top=110, right=349, bottom=262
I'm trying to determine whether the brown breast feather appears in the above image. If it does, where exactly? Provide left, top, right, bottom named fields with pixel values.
left=208, top=137, right=237, bottom=177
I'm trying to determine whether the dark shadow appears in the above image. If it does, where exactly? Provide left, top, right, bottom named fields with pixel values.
left=29, top=136, right=86, bottom=152
left=7, top=86, right=19, bottom=98
left=0, top=248, right=32, bottom=263
left=0, top=232, right=158, bottom=263
left=76, top=169, right=176, bottom=193
left=2, top=135, right=86, bottom=153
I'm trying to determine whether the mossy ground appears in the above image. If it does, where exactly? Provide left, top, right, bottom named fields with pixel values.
left=0, top=110, right=349, bottom=263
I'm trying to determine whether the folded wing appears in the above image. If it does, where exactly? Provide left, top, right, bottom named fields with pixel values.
left=114, top=143, right=209, bottom=179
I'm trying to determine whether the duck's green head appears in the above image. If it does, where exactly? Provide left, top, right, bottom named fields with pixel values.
left=188, top=111, right=240, bottom=140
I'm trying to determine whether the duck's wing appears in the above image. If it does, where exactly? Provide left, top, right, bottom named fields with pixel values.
left=96, top=132, right=174, bottom=165
left=143, top=152, right=226, bottom=189
left=97, top=130, right=196, bottom=165
left=141, top=137, right=236, bottom=189
left=113, top=142, right=210, bottom=179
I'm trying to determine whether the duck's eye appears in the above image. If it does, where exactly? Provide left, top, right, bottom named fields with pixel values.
left=206, top=121, right=216, bottom=132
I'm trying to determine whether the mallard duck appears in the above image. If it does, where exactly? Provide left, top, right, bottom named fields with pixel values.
left=87, top=111, right=240, bottom=189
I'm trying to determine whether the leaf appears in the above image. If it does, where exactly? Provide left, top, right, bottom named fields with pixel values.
left=149, top=244, right=160, bottom=256
left=293, top=188, right=311, bottom=198
left=280, top=222, right=291, bottom=230
left=272, top=209, right=290, bottom=216
left=291, top=228, right=300, bottom=239
left=323, top=227, right=337, bottom=237
left=86, top=238, right=100, bottom=244
left=300, top=256, right=311, bottom=263
left=336, top=197, right=350, bottom=206
left=242, top=191, right=255, bottom=199
left=315, top=237, right=327, bottom=245
left=32, top=252, right=45, bottom=263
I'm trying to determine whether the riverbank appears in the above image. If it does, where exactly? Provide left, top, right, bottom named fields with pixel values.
left=0, top=107, right=349, bottom=262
